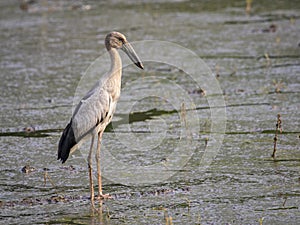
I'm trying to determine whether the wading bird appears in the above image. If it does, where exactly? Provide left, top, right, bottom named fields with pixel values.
left=57, top=31, right=144, bottom=207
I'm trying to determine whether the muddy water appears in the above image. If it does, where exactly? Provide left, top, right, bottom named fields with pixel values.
left=0, top=0, right=299, bottom=224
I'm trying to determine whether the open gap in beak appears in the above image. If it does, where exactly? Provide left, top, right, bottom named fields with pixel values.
left=122, top=43, right=144, bottom=69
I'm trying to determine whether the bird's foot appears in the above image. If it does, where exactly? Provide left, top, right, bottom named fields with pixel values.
left=95, top=193, right=112, bottom=200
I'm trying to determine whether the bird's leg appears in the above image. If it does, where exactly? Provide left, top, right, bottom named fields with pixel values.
left=96, top=131, right=102, bottom=196
left=88, top=135, right=96, bottom=208
left=96, top=131, right=111, bottom=200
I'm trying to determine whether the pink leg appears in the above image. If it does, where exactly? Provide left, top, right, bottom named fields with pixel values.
left=88, top=135, right=95, bottom=208
left=96, top=131, right=111, bottom=199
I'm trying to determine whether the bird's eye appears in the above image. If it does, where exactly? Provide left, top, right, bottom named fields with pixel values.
left=118, top=37, right=124, bottom=43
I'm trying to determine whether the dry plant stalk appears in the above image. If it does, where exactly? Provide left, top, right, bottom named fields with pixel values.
left=180, top=102, right=192, bottom=141
left=259, top=217, right=264, bottom=225
left=43, top=170, right=62, bottom=196
left=246, top=0, right=253, bottom=15
left=264, top=53, right=271, bottom=67
left=272, top=114, right=282, bottom=159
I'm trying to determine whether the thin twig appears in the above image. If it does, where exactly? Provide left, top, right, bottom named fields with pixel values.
left=44, top=169, right=62, bottom=196
left=272, top=114, right=282, bottom=159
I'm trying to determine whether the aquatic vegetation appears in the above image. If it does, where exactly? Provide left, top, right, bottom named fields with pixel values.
left=21, top=165, right=36, bottom=174
left=272, top=79, right=285, bottom=93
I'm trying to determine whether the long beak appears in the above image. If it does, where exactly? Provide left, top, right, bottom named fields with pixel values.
left=122, top=42, right=144, bottom=69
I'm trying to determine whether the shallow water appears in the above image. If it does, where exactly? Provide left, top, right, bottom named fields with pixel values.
left=0, top=0, right=300, bottom=224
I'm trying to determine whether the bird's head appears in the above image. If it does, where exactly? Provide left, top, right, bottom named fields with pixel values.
left=105, top=31, right=144, bottom=69
left=105, top=31, right=126, bottom=50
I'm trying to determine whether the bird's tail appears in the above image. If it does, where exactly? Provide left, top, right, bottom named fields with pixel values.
left=58, top=120, right=76, bottom=163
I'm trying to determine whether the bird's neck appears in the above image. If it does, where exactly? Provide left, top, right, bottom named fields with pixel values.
left=103, top=48, right=122, bottom=101
left=108, top=48, right=122, bottom=78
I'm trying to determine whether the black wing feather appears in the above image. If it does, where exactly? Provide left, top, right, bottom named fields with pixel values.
left=57, top=119, right=76, bottom=163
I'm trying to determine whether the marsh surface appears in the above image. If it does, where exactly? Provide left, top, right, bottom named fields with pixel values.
left=0, top=0, right=299, bottom=224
